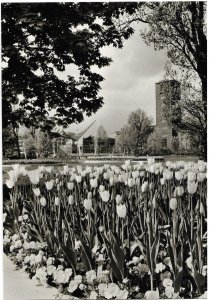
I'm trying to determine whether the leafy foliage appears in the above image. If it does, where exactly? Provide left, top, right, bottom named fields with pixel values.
left=117, top=109, right=153, bottom=155
left=2, top=2, right=135, bottom=131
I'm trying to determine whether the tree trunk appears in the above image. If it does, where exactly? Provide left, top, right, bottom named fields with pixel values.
left=201, top=76, right=207, bottom=161
left=12, top=127, right=21, bottom=158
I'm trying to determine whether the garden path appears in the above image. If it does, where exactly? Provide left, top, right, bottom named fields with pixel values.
left=3, top=254, right=61, bottom=300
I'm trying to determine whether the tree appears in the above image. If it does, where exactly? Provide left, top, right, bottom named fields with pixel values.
left=2, top=2, right=135, bottom=134
left=94, top=125, right=108, bottom=154
left=96, top=126, right=108, bottom=140
left=19, top=128, right=53, bottom=158
left=117, top=109, right=153, bottom=155
left=115, top=2, right=207, bottom=159
left=2, top=126, right=20, bottom=158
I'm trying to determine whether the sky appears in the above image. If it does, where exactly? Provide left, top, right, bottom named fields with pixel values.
left=58, top=24, right=167, bottom=137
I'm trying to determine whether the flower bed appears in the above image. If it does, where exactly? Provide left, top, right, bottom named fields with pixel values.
left=3, top=159, right=207, bottom=299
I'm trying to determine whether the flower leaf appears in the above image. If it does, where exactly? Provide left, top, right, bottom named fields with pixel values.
left=174, top=269, right=184, bottom=293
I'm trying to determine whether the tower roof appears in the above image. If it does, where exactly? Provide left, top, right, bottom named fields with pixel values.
left=156, top=79, right=179, bottom=84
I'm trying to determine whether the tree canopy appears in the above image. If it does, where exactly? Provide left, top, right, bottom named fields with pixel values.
left=117, top=109, right=153, bottom=155
left=2, top=2, right=136, bottom=132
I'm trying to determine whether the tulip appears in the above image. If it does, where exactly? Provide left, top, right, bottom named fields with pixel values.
left=163, top=170, right=173, bottom=180
left=90, top=178, right=97, bottom=188
left=116, top=204, right=127, bottom=218
left=55, top=197, right=60, bottom=206
left=45, top=167, right=52, bottom=173
left=187, top=171, right=197, bottom=182
left=103, top=172, right=109, bottom=180
left=100, top=190, right=110, bottom=202
left=141, top=181, right=149, bottom=193
left=169, top=198, right=177, bottom=210
left=109, top=176, right=114, bottom=186
left=176, top=186, right=184, bottom=197
left=99, top=185, right=105, bottom=192
left=152, top=195, right=157, bottom=208
left=116, top=195, right=122, bottom=205
left=197, top=173, right=206, bottom=182
left=144, top=291, right=160, bottom=300
left=128, top=178, right=135, bottom=188
left=3, top=212, right=7, bottom=223
left=200, top=202, right=205, bottom=215
left=99, top=226, right=104, bottom=232
left=63, top=165, right=69, bottom=174
left=38, top=166, right=45, bottom=172
left=118, top=175, right=124, bottom=183
left=76, top=175, right=82, bottom=183
left=175, top=171, right=183, bottom=181
left=187, top=181, right=198, bottom=194
left=67, top=182, right=74, bottom=190
left=149, top=164, right=156, bottom=173
left=23, top=214, right=29, bottom=221
left=7, top=169, right=18, bottom=182
left=5, top=178, right=15, bottom=189
left=33, top=188, right=40, bottom=197
left=84, top=199, right=92, bottom=210
left=69, top=195, right=74, bottom=205
left=149, top=182, right=155, bottom=190
left=160, top=178, right=165, bottom=185
left=198, top=165, right=206, bottom=173
left=28, top=170, right=40, bottom=185
left=155, top=169, right=160, bottom=175
left=40, top=197, right=47, bottom=207
left=125, top=160, right=131, bottom=166
left=45, top=180, right=54, bottom=190
left=70, top=174, right=76, bottom=181
left=132, top=171, right=139, bottom=179
left=135, top=178, right=140, bottom=185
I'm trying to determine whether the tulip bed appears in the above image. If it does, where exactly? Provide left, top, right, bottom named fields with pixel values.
left=3, top=159, right=207, bottom=299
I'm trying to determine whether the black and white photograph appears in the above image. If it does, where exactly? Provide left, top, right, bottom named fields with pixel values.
left=2, top=1, right=208, bottom=299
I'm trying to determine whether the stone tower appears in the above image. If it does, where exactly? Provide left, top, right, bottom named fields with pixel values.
left=155, top=80, right=181, bottom=151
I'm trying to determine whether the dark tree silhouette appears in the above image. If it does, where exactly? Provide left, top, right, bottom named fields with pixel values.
left=2, top=2, right=135, bottom=132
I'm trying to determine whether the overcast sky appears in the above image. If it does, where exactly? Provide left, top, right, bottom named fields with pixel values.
left=61, top=25, right=167, bottom=137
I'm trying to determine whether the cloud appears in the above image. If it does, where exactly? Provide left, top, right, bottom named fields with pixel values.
left=62, top=27, right=167, bottom=136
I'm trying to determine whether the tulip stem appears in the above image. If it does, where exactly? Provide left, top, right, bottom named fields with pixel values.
left=150, top=273, right=154, bottom=291
left=88, top=211, right=91, bottom=243
left=190, top=196, right=193, bottom=245
left=121, top=219, right=124, bottom=245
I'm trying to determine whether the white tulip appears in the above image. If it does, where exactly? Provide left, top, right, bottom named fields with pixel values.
left=33, top=188, right=40, bottom=197
left=115, top=195, right=122, bottom=205
left=187, top=181, right=198, bottom=194
left=54, top=197, right=60, bottom=206
left=116, top=204, right=127, bottom=218
left=67, top=182, right=74, bottom=190
left=40, top=197, right=47, bottom=207
left=141, top=181, right=149, bottom=193
left=100, top=190, right=110, bottom=202
left=84, top=199, right=92, bottom=210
